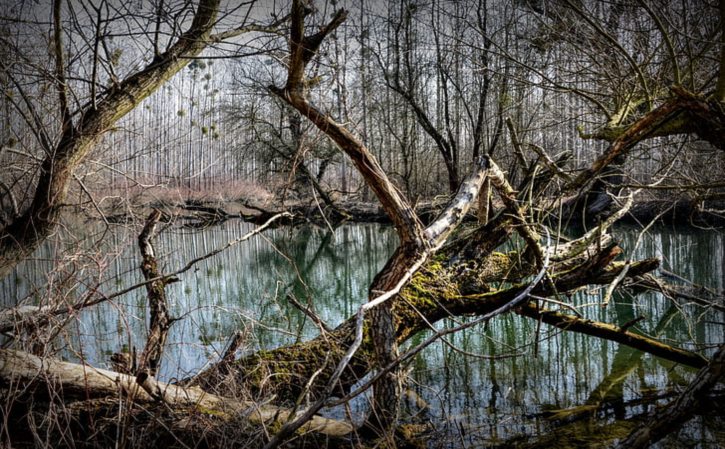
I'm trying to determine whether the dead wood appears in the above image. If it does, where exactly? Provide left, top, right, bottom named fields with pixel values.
left=0, top=349, right=353, bottom=443
left=189, top=227, right=703, bottom=404
left=517, top=302, right=708, bottom=369
left=136, top=210, right=173, bottom=377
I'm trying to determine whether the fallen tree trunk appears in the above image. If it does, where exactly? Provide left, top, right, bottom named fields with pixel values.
left=0, top=349, right=353, bottom=442
left=190, top=225, right=704, bottom=404
left=0, top=217, right=710, bottom=448
left=2, top=196, right=708, bottom=449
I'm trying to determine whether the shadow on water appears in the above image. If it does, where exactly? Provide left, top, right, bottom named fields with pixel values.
left=1, top=221, right=723, bottom=447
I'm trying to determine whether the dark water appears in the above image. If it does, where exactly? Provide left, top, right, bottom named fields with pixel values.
left=2, top=220, right=723, bottom=447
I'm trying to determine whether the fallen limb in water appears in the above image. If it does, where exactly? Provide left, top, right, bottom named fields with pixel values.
left=190, top=228, right=703, bottom=404
left=516, top=301, right=708, bottom=369
left=539, top=304, right=684, bottom=423
left=2, top=198, right=711, bottom=449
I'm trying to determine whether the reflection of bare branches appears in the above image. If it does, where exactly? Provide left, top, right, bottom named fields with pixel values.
left=517, top=301, right=708, bottom=369
left=541, top=305, right=680, bottom=423
left=0, top=212, right=291, bottom=335
left=617, top=343, right=725, bottom=449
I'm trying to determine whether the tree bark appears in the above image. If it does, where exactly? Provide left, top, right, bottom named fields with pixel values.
left=136, top=210, right=172, bottom=377
left=517, top=303, right=708, bottom=369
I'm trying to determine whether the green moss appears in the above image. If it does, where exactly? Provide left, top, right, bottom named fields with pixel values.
left=195, top=405, right=228, bottom=418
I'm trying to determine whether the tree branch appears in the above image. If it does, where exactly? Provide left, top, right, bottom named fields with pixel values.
left=270, top=1, right=422, bottom=247
left=517, top=303, right=708, bottom=369
left=136, top=210, right=172, bottom=378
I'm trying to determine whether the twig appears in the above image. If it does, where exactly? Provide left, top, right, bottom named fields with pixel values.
left=602, top=198, right=663, bottom=307
left=528, top=294, right=583, bottom=317
left=286, top=293, right=332, bottom=334
left=73, top=174, right=109, bottom=225
left=310, top=178, right=335, bottom=234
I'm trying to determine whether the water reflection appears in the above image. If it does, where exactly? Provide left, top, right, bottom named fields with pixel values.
left=1, top=221, right=723, bottom=446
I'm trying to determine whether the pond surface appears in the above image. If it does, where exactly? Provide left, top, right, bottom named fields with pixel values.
left=2, top=220, right=724, bottom=447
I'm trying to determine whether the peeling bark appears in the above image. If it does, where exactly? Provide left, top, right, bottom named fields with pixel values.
left=136, top=210, right=173, bottom=377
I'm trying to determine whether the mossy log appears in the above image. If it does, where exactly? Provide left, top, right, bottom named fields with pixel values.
left=191, top=226, right=702, bottom=404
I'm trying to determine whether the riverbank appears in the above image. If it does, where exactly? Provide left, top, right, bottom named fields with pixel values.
left=93, top=194, right=725, bottom=230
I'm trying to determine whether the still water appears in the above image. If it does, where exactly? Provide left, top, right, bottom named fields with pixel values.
left=2, top=220, right=724, bottom=447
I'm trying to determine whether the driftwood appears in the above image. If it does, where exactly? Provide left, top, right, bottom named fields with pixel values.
left=6, top=199, right=702, bottom=448
left=4, top=218, right=700, bottom=448
left=1, top=206, right=716, bottom=448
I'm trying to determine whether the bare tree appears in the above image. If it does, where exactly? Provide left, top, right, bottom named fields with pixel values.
left=0, top=0, right=291, bottom=277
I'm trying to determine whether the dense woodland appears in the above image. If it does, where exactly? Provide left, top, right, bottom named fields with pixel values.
left=0, top=0, right=724, bottom=448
